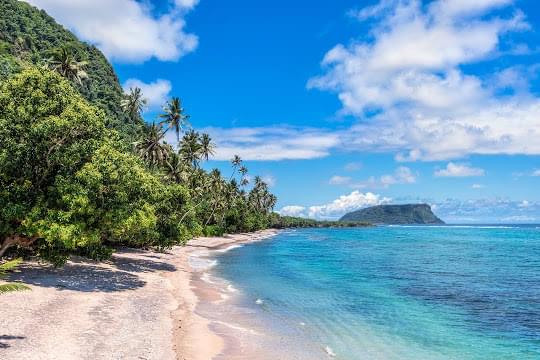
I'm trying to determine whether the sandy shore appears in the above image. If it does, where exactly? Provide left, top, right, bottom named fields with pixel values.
left=0, top=229, right=279, bottom=360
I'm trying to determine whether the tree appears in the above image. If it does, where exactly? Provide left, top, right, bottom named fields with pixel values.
left=179, top=130, right=202, bottom=168
left=199, top=133, right=215, bottom=161
left=0, top=68, right=107, bottom=259
left=160, top=97, right=190, bottom=142
left=121, top=87, right=146, bottom=123
left=134, top=122, right=171, bottom=169
left=0, top=68, right=195, bottom=263
left=46, top=46, right=88, bottom=84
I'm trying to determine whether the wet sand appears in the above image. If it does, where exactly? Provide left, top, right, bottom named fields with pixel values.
left=0, top=229, right=279, bottom=360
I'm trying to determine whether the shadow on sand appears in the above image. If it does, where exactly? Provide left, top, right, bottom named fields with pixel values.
left=7, top=253, right=177, bottom=293
left=0, top=335, right=25, bottom=349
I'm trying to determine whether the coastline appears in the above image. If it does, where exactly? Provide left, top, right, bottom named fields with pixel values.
left=0, top=229, right=279, bottom=360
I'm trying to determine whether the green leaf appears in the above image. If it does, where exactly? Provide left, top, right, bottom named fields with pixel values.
left=0, top=283, right=30, bottom=294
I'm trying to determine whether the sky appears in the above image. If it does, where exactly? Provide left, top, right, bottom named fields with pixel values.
left=25, top=0, right=540, bottom=223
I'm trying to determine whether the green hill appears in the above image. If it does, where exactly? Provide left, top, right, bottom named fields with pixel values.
left=0, top=0, right=138, bottom=139
left=340, top=204, right=444, bottom=224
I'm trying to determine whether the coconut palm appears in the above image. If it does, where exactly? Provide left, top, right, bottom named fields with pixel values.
left=133, top=122, right=170, bottom=168
left=47, top=47, right=88, bottom=84
left=179, top=130, right=202, bottom=168
left=0, top=259, right=30, bottom=294
left=239, top=165, right=249, bottom=187
left=199, top=133, right=215, bottom=161
left=121, top=87, right=147, bottom=122
left=165, top=152, right=190, bottom=184
left=206, top=169, right=225, bottom=225
left=229, top=155, right=242, bottom=181
left=160, top=97, right=190, bottom=142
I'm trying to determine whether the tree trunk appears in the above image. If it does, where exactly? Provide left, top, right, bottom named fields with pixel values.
left=0, top=235, right=38, bottom=258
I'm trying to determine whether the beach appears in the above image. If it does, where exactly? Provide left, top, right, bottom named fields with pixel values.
left=0, top=229, right=279, bottom=360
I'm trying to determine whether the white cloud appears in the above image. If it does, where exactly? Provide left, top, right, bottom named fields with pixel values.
left=435, top=162, right=485, bottom=177
left=280, top=191, right=391, bottom=220
left=123, top=79, right=172, bottom=110
left=472, top=184, right=485, bottom=189
left=261, top=175, right=276, bottom=187
left=25, top=0, right=198, bottom=63
left=309, top=0, right=540, bottom=161
left=329, top=175, right=352, bottom=185
left=341, top=166, right=417, bottom=189
left=279, top=205, right=307, bottom=217
left=201, top=126, right=340, bottom=161
left=344, top=162, right=362, bottom=171
left=433, top=197, right=540, bottom=223
left=533, top=169, right=540, bottom=176
left=380, top=166, right=416, bottom=185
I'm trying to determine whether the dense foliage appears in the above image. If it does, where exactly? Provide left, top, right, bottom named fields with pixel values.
left=0, top=0, right=140, bottom=140
left=0, top=68, right=280, bottom=264
left=340, top=204, right=444, bottom=224
left=269, top=215, right=371, bottom=229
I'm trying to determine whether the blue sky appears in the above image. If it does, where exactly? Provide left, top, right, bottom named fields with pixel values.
left=26, top=0, right=540, bottom=223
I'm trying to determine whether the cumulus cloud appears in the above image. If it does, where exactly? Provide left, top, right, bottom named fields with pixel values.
left=201, top=126, right=340, bottom=161
left=123, top=78, right=172, bottom=110
left=279, top=191, right=391, bottom=220
left=279, top=205, right=307, bottom=217
left=435, top=163, right=485, bottom=177
left=25, top=0, right=198, bottom=63
left=310, top=0, right=540, bottom=161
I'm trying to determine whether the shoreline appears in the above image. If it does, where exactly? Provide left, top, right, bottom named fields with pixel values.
left=0, top=229, right=280, bottom=360
left=174, top=228, right=280, bottom=360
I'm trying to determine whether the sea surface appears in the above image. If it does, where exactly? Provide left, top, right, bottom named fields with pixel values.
left=208, top=226, right=540, bottom=359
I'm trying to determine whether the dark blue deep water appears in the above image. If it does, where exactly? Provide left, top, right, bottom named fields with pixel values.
left=215, top=226, right=540, bottom=359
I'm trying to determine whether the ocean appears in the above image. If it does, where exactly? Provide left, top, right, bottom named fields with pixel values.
left=201, top=226, right=540, bottom=359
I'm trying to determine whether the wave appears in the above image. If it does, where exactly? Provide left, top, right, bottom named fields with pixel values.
left=214, top=244, right=243, bottom=253
left=324, top=346, right=336, bottom=357
left=188, top=256, right=218, bottom=271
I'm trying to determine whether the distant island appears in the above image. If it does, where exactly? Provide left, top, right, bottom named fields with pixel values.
left=340, top=204, right=445, bottom=225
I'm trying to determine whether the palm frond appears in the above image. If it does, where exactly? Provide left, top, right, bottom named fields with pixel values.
left=0, top=283, right=31, bottom=294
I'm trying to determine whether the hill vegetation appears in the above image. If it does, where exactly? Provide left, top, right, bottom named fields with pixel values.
left=0, top=0, right=139, bottom=140
left=0, top=0, right=279, bottom=267
left=340, top=204, right=444, bottom=224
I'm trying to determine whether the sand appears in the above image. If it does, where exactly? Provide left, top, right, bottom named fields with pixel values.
left=0, top=229, right=279, bottom=360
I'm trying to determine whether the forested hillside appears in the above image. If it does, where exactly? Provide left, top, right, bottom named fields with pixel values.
left=0, top=0, right=137, bottom=139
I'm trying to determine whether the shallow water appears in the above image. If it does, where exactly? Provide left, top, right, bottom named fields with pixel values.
left=211, top=226, right=540, bottom=359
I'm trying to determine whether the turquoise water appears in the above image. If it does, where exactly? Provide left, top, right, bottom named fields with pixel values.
left=214, top=226, right=540, bottom=359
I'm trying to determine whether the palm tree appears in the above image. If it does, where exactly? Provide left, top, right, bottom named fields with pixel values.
left=160, top=97, right=190, bottom=142
left=239, top=165, right=249, bottom=187
left=133, top=122, right=170, bottom=168
left=165, top=152, right=190, bottom=184
left=47, top=47, right=88, bottom=84
left=121, top=87, right=147, bottom=122
left=179, top=130, right=202, bottom=168
left=206, top=169, right=224, bottom=225
left=0, top=259, right=30, bottom=294
left=199, top=133, right=215, bottom=161
left=230, top=155, right=242, bottom=181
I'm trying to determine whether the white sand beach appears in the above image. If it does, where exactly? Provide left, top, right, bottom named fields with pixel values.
left=0, top=229, right=278, bottom=360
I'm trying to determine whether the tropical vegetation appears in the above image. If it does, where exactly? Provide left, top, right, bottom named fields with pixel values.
left=0, top=0, right=279, bottom=267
